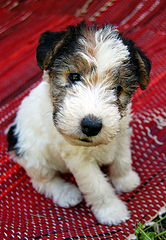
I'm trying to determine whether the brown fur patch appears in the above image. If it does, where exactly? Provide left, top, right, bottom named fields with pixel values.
left=136, top=52, right=150, bottom=90
left=81, top=27, right=97, bottom=58
left=48, top=71, right=67, bottom=119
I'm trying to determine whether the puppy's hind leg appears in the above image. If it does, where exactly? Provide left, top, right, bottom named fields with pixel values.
left=27, top=167, right=83, bottom=208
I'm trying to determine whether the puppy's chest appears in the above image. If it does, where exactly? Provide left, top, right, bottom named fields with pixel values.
left=90, top=144, right=116, bottom=165
left=48, top=129, right=117, bottom=169
left=54, top=140, right=116, bottom=167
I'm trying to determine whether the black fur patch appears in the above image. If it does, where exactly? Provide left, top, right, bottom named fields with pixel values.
left=7, top=124, right=20, bottom=156
left=122, top=37, right=151, bottom=74
left=36, top=31, right=66, bottom=70
left=120, top=35, right=151, bottom=90
left=36, top=22, right=87, bottom=71
left=50, top=22, right=86, bottom=62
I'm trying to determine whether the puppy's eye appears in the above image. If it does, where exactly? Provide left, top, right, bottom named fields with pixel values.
left=113, top=86, right=123, bottom=96
left=117, top=86, right=123, bottom=95
left=68, top=73, right=81, bottom=84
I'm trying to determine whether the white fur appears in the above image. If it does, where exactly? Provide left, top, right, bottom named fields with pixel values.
left=56, top=81, right=120, bottom=146
left=79, top=25, right=129, bottom=74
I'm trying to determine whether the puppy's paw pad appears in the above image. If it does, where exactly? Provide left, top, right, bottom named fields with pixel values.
left=112, top=171, right=140, bottom=193
left=55, top=183, right=83, bottom=208
left=93, top=199, right=129, bottom=225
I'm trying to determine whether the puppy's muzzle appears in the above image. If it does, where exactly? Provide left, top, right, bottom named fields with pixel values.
left=81, top=115, right=102, bottom=137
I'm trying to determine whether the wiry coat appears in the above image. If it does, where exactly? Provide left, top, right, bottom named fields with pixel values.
left=7, top=23, right=151, bottom=225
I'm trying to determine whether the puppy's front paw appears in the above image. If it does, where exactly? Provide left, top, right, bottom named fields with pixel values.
left=112, top=170, right=140, bottom=193
left=54, top=183, right=83, bottom=208
left=93, top=198, right=129, bottom=225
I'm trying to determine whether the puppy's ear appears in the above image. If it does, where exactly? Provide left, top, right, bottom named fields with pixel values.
left=122, top=38, right=151, bottom=90
left=134, top=47, right=151, bottom=90
left=36, top=31, right=66, bottom=70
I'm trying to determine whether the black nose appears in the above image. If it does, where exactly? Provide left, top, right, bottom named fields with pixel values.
left=81, top=116, right=102, bottom=137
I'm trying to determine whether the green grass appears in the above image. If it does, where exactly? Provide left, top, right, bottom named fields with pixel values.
left=135, top=214, right=166, bottom=240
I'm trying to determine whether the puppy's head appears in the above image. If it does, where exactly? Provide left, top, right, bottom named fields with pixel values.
left=36, top=22, right=151, bottom=146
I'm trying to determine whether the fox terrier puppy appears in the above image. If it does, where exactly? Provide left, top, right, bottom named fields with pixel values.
left=7, top=22, right=151, bottom=225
